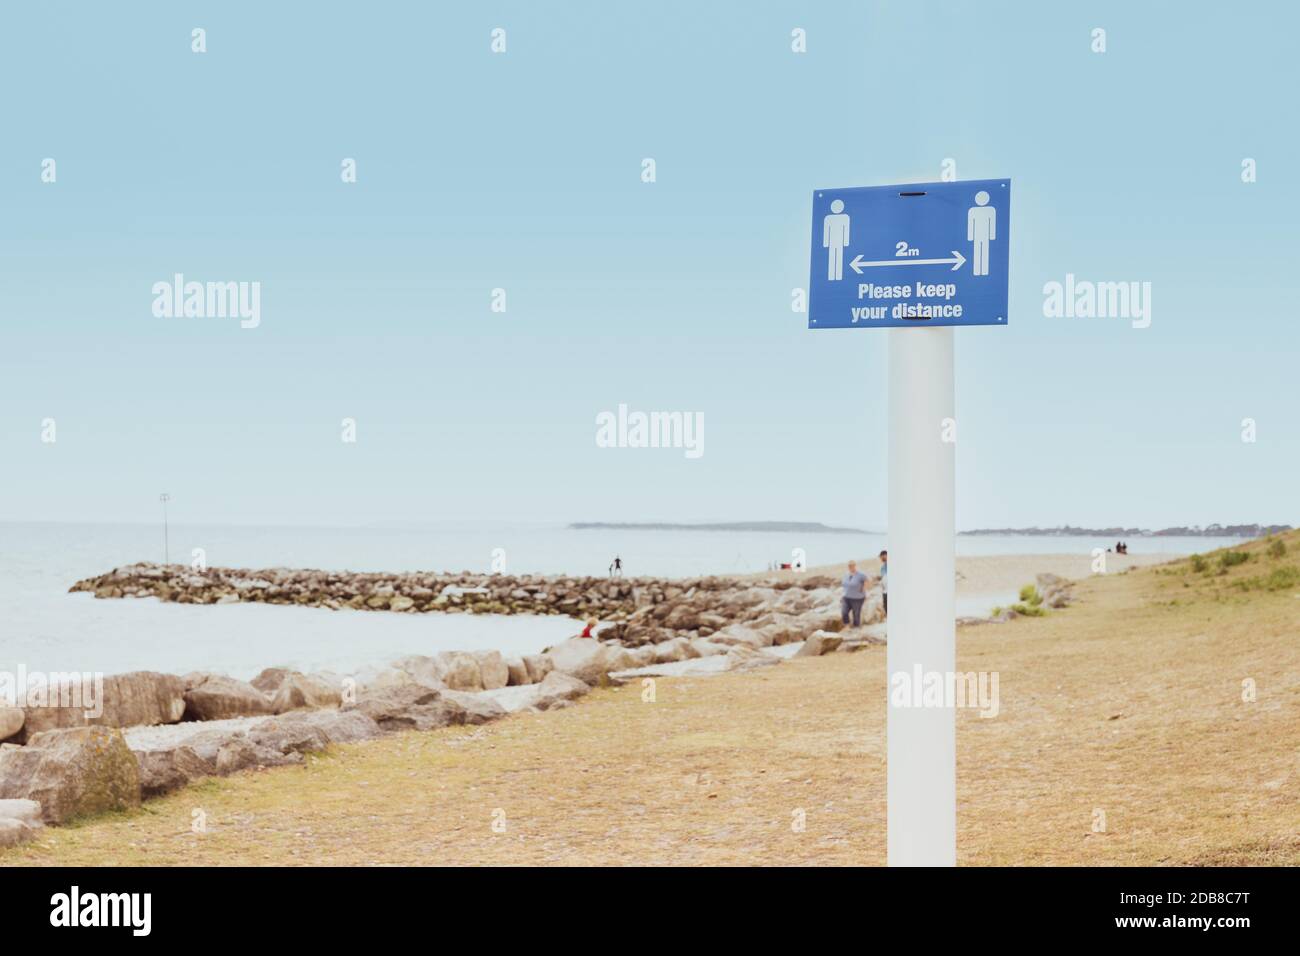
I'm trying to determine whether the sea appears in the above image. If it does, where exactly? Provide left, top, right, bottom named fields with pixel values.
left=0, top=521, right=1244, bottom=681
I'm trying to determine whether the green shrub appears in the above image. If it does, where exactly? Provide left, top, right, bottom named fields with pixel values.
left=1263, top=566, right=1300, bottom=590
left=1189, top=554, right=1207, bottom=573
left=1018, top=584, right=1042, bottom=606
left=1010, top=602, right=1046, bottom=617
left=1235, top=565, right=1300, bottom=592
left=1267, top=538, right=1287, bottom=559
left=1218, top=551, right=1250, bottom=570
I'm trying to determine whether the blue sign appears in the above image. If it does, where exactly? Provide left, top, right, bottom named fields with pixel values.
left=808, top=179, right=1010, bottom=329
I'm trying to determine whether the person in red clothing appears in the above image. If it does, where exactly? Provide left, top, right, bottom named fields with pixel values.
left=580, top=617, right=598, bottom=638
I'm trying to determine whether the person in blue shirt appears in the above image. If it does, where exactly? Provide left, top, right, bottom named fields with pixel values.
left=841, top=560, right=868, bottom=627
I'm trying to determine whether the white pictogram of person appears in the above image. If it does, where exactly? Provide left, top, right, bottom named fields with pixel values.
left=967, top=191, right=996, bottom=276
left=823, top=199, right=850, bottom=281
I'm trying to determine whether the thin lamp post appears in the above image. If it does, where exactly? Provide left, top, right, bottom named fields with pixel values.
left=160, top=493, right=171, bottom=565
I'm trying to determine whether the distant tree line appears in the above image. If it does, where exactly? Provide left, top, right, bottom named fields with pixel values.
left=960, top=524, right=1291, bottom=538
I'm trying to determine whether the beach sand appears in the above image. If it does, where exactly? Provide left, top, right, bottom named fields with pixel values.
left=756, top=551, right=1182, bottom=616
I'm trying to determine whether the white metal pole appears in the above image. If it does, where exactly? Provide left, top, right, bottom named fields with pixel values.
left=887, top=326, right=956, bottom=866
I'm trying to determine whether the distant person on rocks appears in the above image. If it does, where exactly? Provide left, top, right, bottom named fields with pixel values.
left=609, top=555, right=623, bottom=578
left=878, top=550, right=888, bottom=618
left=841, top=560, right=868, bottom=627
left=580, top=617, right=598, bottom=639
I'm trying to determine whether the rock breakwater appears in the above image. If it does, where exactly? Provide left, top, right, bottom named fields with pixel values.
left=70, top=562, right=882, bottom=648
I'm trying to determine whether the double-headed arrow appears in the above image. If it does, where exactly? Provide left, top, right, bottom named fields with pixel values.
left=849, top=250, right=966, bottom=274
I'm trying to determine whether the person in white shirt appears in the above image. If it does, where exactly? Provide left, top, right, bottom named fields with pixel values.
left=878, top=549, right=888, bottom=618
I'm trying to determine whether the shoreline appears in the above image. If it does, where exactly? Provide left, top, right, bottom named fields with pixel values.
left=752, top=550, right=1181, bottom=602
left=47, top=551, right=1184, bottom=677
left=0, top=550, right=1186, bottom=683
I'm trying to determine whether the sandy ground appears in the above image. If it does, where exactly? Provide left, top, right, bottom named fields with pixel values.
left=5, top=534, right=1295, bottom=867
left=757, top=551, right=1181, bottom=616
left=786, top=550, right=1179, bottom=593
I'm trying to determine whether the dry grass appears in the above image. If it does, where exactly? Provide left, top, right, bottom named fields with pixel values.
left=4, top=533, right=1298, bottom=866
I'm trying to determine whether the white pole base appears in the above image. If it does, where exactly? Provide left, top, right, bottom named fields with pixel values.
left=887, top=326, right=956, bottom=867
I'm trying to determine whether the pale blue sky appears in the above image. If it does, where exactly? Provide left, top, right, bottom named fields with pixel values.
left=2, top=1, right=1295, bottom=531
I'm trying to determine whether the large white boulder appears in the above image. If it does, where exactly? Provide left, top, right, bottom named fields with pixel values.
left=522, top=654, right=554, bottom=684
left=268, top=673, right=343, bottom=713
left=353, top=663, right=427, bottom=694
left=440, top=690, right=508, bottom=724
left=0, top=798, right=42, bottom=826
left=19, top=671, right=186, bottom=739
left=135, top=747, right=213, bottom=798
left=183, top=674, right=277, bottom=721
left=479, top=671, right=591, bottom=714
left=0, top=727, right=141, bottom=824
left=342, top=684, right=465, bottom=732
left=0, top=797, right=44, bottom=847
left=471, top=650, right=510, bottom=691
left=709, top=623, right=769, bottom=648
left=435, top=651, right=486, bottom=691
left=0, top=707, right=23, bottom=742
left=544, top=637, right=634, bottom=685
left=504, top=655, right=529, bottom=686
left=794, top=630, right=843, bottom=657
left=608, top=646, right=781, bottom=684
left=623, top=645, right=658, bottom=667
left=688, top=637, right=729, bottom=658
left=652, top=637, right=692, bottom=663
left=0, top=818, right=41, bottom=849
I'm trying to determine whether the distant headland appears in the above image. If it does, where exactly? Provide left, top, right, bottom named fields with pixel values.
left=568, top=521, right=872, bottom=534
left=568, top=521, right=1292, bottom=538
left=959, top=523, right=1291, bottom=538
